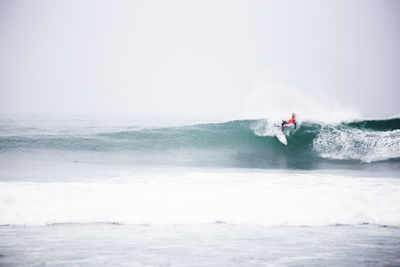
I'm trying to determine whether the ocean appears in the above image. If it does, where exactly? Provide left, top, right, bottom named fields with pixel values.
left=1, top=115, right=399, bottom=266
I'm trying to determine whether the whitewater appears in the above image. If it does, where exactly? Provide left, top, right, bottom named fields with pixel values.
left=1, top=115, right=400, bottom=266
left=2, top=172, right=400, bottom=226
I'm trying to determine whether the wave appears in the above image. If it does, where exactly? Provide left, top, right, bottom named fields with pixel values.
left=346, top=118, right=400, bottom=131
left=0, top=118, right=400, bottom=169
left=1, top=173, right=400, bottom=227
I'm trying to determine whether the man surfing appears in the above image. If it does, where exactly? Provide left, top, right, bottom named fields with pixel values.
left=281, top=113, right=297, bottom=132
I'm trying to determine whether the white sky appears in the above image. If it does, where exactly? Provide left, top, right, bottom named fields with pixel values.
left=0, top=0, right=399, bottom=118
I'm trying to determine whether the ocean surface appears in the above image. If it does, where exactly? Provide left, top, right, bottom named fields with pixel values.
left=1, top=115, right=400, bottom=266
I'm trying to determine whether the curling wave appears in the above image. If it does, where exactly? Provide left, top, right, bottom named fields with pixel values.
left=0, top=118, right=399, bottom=169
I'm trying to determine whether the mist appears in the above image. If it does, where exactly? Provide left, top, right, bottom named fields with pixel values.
left=0, top=0, right=399, bottom=118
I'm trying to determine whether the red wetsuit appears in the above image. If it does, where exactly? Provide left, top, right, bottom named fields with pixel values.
left=282, top=116, right=297, bottom=130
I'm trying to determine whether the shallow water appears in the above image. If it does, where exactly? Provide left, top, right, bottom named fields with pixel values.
left=1, top=224, right=399, bottom=266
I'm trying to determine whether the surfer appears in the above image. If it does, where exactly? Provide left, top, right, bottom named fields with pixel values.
left=282, top=113, right=297, bottom=132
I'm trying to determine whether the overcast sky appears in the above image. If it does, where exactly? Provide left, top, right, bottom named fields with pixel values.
left=0, top=0, right=399, bottom=118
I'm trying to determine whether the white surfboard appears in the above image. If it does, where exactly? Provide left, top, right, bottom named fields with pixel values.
left=274, top=126, right=287, bottom=145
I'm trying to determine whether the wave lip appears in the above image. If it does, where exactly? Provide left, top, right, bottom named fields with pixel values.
left=346, top=118, right=400, bottom=131
left=1, top=173, right=400, bottom=227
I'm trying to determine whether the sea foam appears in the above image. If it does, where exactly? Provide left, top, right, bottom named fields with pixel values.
left=1, top=172, right=399, bottom=226
left=313, top=126, right=400, bottom=162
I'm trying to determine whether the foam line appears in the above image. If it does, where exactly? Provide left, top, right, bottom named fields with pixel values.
left=1, top=173, right=400, bottom=226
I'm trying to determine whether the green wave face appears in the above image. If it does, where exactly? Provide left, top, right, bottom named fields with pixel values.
left=1, top=119, right=399, bottom=170
left=346, top=118, right=400, bottom=131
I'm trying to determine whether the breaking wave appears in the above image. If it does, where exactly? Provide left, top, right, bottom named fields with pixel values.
left=0, top=118, right=399, bottom=169
left=1, top=173, right=400, bottom=226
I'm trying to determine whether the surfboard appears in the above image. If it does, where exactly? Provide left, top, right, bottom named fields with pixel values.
left=274, top=126, right=287, bottom=145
